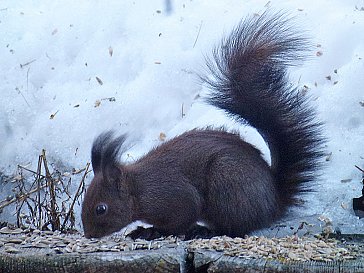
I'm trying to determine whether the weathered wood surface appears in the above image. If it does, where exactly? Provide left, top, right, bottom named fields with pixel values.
left=2, top=248, right=364, bottom=273
left=0, top=248, right=186, bottom=273
left=2, top=232, right=364, bottom=273
left=192, top=250, right=364, bottom=273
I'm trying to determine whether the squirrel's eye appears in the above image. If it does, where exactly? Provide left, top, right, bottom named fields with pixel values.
left=95, top=203, right=108, bottom=216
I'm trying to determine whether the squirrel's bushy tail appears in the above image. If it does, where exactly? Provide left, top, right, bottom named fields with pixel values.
left=204, top=12, right=324, bottom=206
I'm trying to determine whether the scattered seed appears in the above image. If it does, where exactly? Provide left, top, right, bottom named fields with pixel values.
left=159, top=132, right=166, bottom=141
left=0, top=230, right=362, bottom=263
left=94, top=100, right=101, bottom=107
left=50, top=110, right=59, bottom=119
left=0, top=227, right=24, bottom=234
left=5, top=246, right=20, bottom=253
left=96, top=77, right=103, bottom=85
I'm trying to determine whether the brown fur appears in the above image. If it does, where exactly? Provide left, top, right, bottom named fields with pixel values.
left=81, top=12, right=324, bottom=239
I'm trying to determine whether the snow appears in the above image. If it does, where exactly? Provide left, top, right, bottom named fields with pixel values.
left=0, top=0, right=363, bottom=234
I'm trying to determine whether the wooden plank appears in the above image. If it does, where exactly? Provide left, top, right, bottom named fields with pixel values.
left=2, top=232, right=364, bottom=273
left=0, top=249, right=185, bottom=273
left=193, top=250, right=364, bottom=273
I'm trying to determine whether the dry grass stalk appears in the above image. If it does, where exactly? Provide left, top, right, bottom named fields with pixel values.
left=0, top=150, right=89, bottom=233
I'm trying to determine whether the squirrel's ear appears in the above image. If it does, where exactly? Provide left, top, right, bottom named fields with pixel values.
left=102, top=135, right=127, bottom=188
left=91, top=131, right=114, bottom=174
left=103, top=165, right=131, bottom=195
left=103, top=164, right=122, bottom=185
left=91, top=131, right=128, bottom=189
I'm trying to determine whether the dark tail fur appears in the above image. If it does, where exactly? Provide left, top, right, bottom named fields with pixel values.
left=204, top=12, right=325, bottom=207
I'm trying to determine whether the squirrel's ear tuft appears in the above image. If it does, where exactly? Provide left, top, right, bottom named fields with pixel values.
left=91, top=131, right=113, bottom=173
left=91, top=131, right=127, bottom=174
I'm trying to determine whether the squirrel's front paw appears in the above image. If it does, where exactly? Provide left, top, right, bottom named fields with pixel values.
left=127, top=226, right=164, bottom=240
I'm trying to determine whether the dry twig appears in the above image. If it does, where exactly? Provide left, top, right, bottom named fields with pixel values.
left=0, top=150, right=88, bottom=233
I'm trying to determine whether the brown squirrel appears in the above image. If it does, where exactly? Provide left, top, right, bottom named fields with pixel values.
left=81, top=12, right=324, bottom=239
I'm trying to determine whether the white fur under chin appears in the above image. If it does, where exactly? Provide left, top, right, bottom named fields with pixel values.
left=103, top=221, right=210, bottom=239
left=106, top=221, right=153, bottom=239
left=196, top=221, right=209, bottom=227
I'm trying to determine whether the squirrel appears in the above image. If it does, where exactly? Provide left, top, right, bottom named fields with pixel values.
left=81, top=12, right=324, bottom=239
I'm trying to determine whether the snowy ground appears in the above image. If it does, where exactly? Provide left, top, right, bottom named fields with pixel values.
left=0, top=1, right=363, bottom=235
